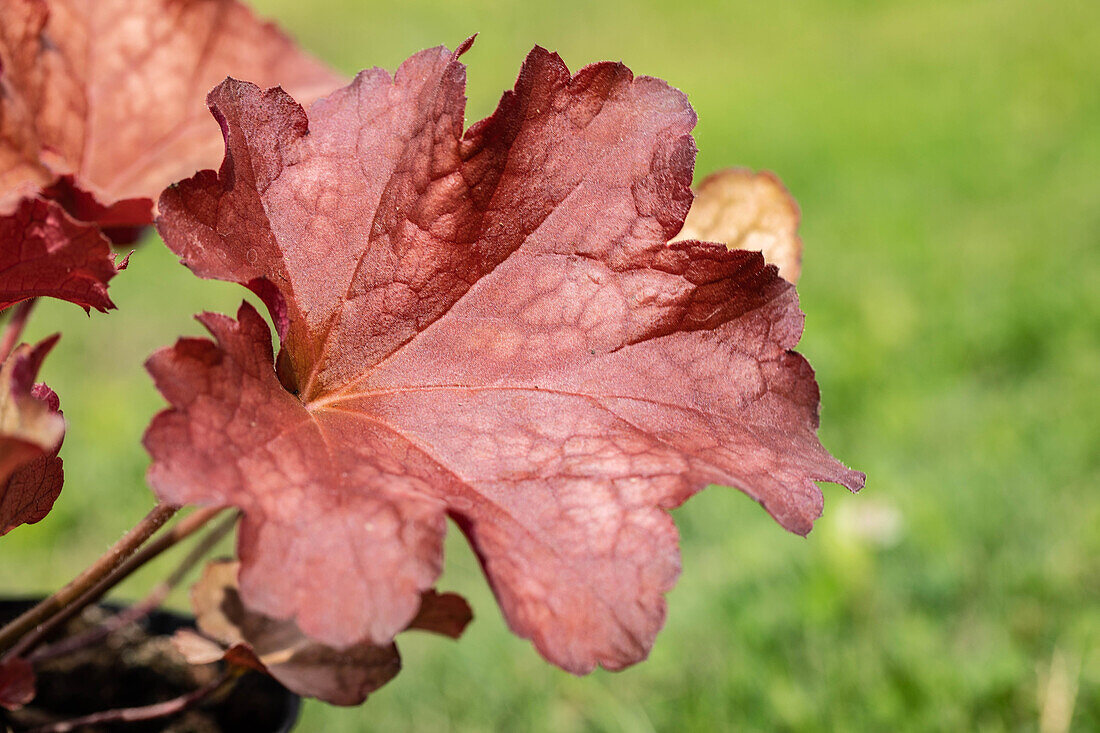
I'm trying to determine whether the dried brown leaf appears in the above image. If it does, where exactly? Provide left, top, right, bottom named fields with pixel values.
left=673, top=168, right=804, bottom=282
left=187, top=560, right=402, bottom=706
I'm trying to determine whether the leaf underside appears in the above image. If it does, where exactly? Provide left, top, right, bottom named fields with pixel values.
left=147, top=40, right=864, bottom=674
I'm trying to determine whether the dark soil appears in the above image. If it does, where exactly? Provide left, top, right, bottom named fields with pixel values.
left=0, top=601, right=298, bottom=733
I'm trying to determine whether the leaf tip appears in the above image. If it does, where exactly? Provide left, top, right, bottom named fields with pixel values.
left=842, top=468, right=867, bottom=493
left=455, top=34, right=477, bottom=58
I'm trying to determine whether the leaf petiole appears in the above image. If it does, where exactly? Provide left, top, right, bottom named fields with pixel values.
left=27, top=509, right=239, bottom=663
left=0, top=503, right=178, bottom=655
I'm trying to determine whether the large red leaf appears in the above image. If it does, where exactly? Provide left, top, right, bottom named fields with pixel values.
left=148, top=42, right=864, bottom=674
left=0, top=0, right=343, bottom=308
left=0, top=335, right=64, bottom=536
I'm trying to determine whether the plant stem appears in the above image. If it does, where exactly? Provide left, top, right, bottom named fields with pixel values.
left=1, top=506, right=226, bottom=662
left=28, top=510, right=239, bottom=663
left=0, top=298, right=37, bottom=362
left=61, top=506, right=225, bottom=613
left=26, top=668, right=235, bottom=733
left=0, top=503, right=178, bottom=655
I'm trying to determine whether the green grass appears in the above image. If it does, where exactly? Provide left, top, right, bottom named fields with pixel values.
left=4, top=0, right=1099, bottom=729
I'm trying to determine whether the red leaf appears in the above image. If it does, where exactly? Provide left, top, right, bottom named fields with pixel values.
left=0, top=657, right=35, bottom=710
left=0, top=197, right=124, bottom=312
left=148, top=42, right=864, bottom=674
left=408, top=590, right=473, bottom=640
left=0, top=0, right=343, bottom=308
left=0, top=334, right=64, bottom=536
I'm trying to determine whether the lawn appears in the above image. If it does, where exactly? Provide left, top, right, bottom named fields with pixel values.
left=2, top=0, right=1097, bottom=730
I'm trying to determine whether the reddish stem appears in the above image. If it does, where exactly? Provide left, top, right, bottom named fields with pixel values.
left=26, top=669, right=234, bottom=733
left=0, top=504, right=179, bottom=655
left=29, top=510, right=238, bottom=663
left=2, top=506, right=225, bottom=662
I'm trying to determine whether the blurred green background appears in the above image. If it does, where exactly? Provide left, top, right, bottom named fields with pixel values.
left=3, top=0, right=1098, bottom=730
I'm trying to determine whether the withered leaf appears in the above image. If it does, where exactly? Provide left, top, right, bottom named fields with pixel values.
left=672, top=168, right=804, bottom=283
left=0, top=657, right=35, bottom=710
left=147, top=41, right=863, bottom=674
left=0, top=335, right=64, bottom=536
left=0, top=0, right=343, bottom=308
left=176, top=559, right=456, bottom=706
left=171, top=628, right=234, bottom=666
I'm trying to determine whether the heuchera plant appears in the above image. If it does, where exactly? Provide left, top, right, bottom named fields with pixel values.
left=0, top=0, right=863, bottom=726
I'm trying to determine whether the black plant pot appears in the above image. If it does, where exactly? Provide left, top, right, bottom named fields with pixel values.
left=0, top=598, right=300, bottom=732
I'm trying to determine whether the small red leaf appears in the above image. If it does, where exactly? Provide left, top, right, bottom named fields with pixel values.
left=0, top=0, right=344, bottom=308
left=0, top=335, right=64, bottom=536
left=408, top=590, right=473, bottom=640
left=148, top=42, right=864, bottom=674
left=0, top=198, right=123, bottom=312
left=0, top=657, right=35, bottom=711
